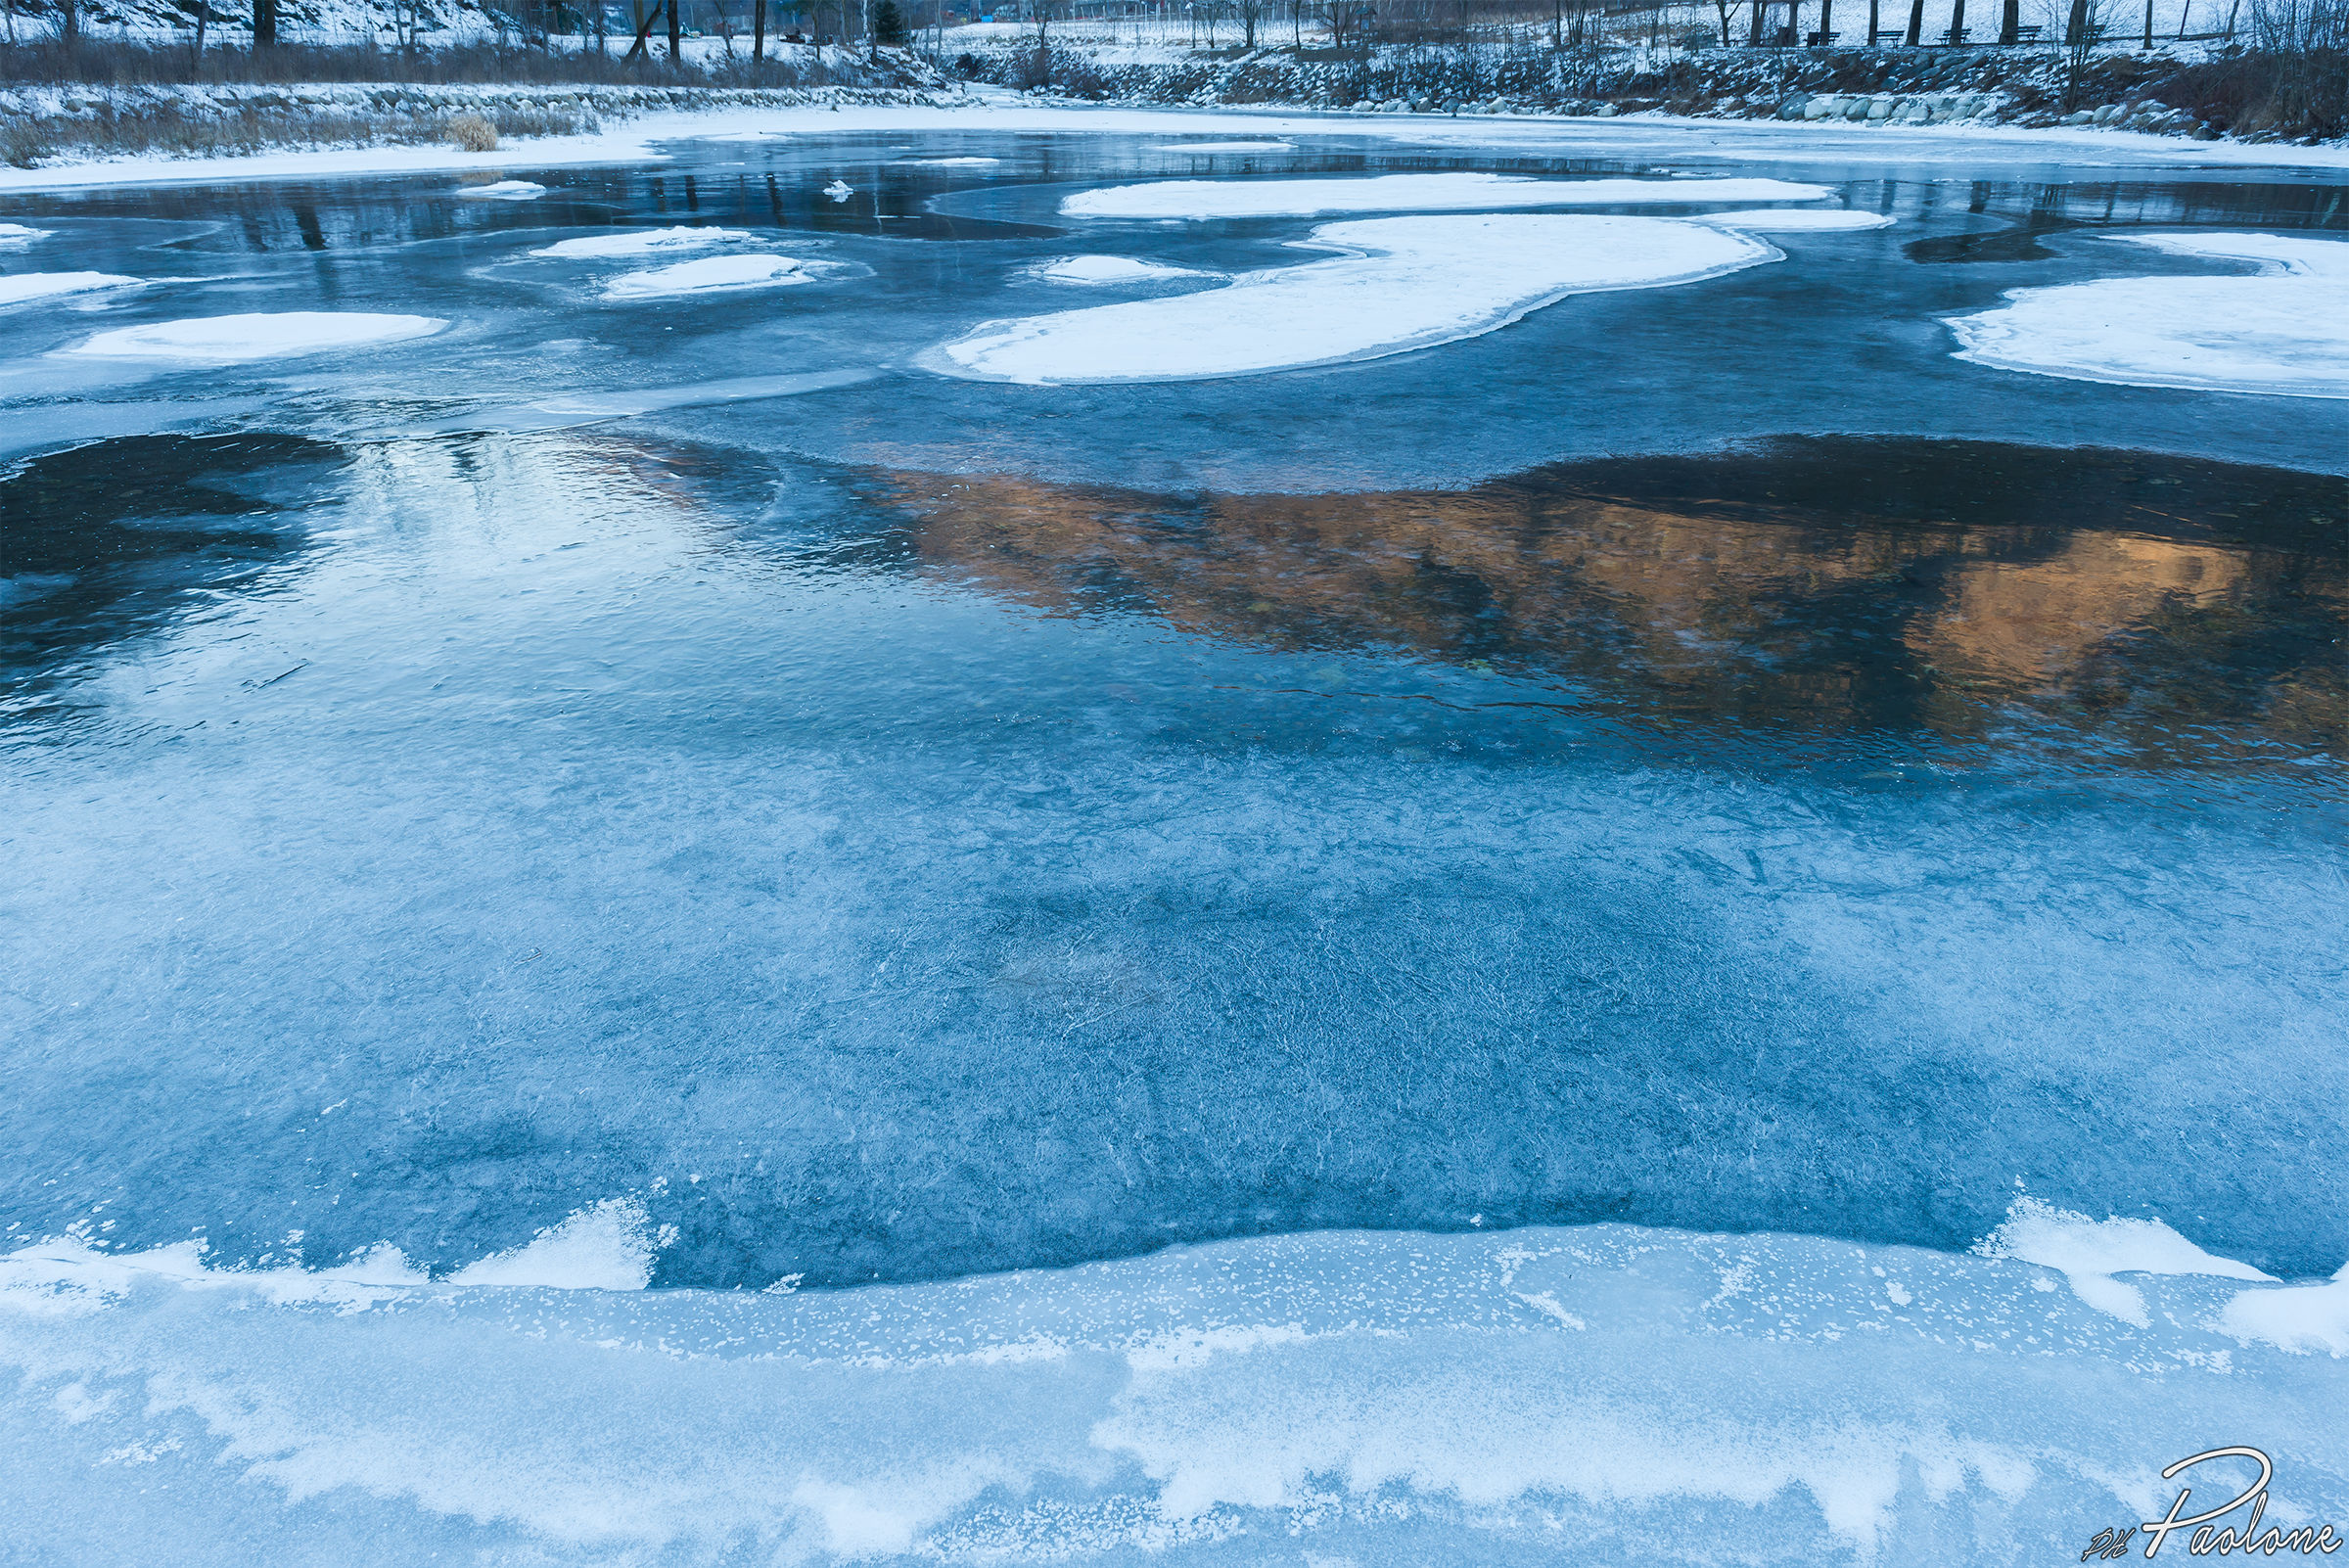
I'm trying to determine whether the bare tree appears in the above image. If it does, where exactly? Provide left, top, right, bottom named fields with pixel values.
left=1904, top=0, right=1923, bottom=44
left=253, top=0, right=276, bottom=46
left=1236, top=0, right=1265, bottom=44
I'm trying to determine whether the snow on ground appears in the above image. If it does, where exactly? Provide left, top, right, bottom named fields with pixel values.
left=5, top=104, right=2349, bottom=198
left=1146, top=140, right=1296, bottom=153
left=1946, top=232, right=2349, bottom=399
left=602, top=254, right=813, bottom=300
left=936, top=213, right=1773, bottom=385
left=1696, top=207, right=1898, bottom=231
left=531, top=225, right=752, bottom=259
left=2, top=1206, right=2342, bottom=1563
left=62, top=311, right=447, bottom=362
left=0, top=223, right=54, bottom=250
left=1030, top=254, right=1215, bottom=286
left=457, top=179, right=547, bottom=201
left=0, top=271, right=143, bottom=305
left=1061, top=172, right=1832, bottom=219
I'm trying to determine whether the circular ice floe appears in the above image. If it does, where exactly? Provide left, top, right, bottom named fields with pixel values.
left=1944, top=232, right=2349, bottom=399
left=1029, top=254, right=1214, bottom=286
left=532, top=226, right=753, bottom=260
left=0, top=222, right=56, bottom=251
left=602, top=254, right=814, bottom=300
left=1061, top=172, right=1831, bottom=220
left=64, top=311, right=448, bottom=362
left=935, top=213, right=1776, bottom=385
left=1695, top=208, right=1897, bottom=233
left=459, top=180, right=547, bottom=201
left=0, top=270, right=142, bottom=305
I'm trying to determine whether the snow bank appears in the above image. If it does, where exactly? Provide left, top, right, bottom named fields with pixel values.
left=0, top=270, right=141, bottom=305
left=937, top=213, right=1773, bottom=384
left=1945, top=232, right=2349, bottom=399
left=531, top=224, right=752, bottom=259
left=1030, top=254, right=1213, bottom=286
left=457, top=178, right=547, bottom=201
left=1696, top=208, right=1897, bottom=232
left=1062, top=172, right=1831, bottom=219
left=601, top=254, right=813, bottom=299
left=0, top=222, right=54, bottom=250
left=2, top=1217, right=2342, bottom=1564
left=62, top=310, right=447, bottom=362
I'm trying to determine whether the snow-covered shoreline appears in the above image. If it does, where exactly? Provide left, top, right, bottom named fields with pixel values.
left=6, top=93, right=2349, bottom=196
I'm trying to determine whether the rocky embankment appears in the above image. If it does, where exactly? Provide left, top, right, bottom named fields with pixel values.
left=2, top=65, right=967, bottom=167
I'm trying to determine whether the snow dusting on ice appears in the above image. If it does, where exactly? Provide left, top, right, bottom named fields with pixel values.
left=602, top=254, right=812, bottom=299
left=458, top=179, right=547, bottom=201
left=1062, top=172, right=1831, bottom=219
left=938, top=213, right=1774, bottom=384
left=445, top=1197, right=659, bottom=1291
left=897, top=155, right=1001, bottom=165
left=0, top=270, right=142, bottom=305
left=1030, top=254, right=1214, bottom=286
left=1945, top=231, right=2349, bottom=398
left=531, top=225, right=753, bottom=259
left=1696, top=208, right=1898, bottom=232
left=63, top=311, right=447, bottom=362
left=1147, top=140, right=1296, bottom=152
left=0, top=221, right=54, bottom=250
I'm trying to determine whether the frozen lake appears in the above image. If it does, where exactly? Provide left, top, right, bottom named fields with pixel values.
left=3, top=112, right=2347, bottom=1564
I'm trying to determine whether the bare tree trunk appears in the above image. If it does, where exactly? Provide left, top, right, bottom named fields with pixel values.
left=1999, top=0, right=2017, bottom=41
left=1947, top=0, right=1961, bottom=42
left=668, top=0, right=684, bottom=57
left=252, top=0, right=275, bottom=46
left=1749, top=0, right=1765, bottom=43
left=2139, top=0, right=2149, bottom=47
left=1866, top=0, right=1880, bottom=42
left=753, top=0, right=764, bottom=56
left=1904, top=0, right=1922, bottom=44
left=2063, top=0, right=2086, bottom=43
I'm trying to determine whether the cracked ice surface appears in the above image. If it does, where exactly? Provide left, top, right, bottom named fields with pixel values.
left=937, top=213, right=1775, bottom=384
left=1945, top=232, right=2349, bottom=399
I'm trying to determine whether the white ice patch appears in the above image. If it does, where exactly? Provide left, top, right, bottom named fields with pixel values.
left=601, top=254, right=812, bottom=299
left=531, top=225, right=752, bottom=259
left=1061, top=172, right=1831, bottom=220
left=1147, top=140, right=1296, bottom=152
left=1695, top=208, right=1898, bottom=232
left=2219, top=1262, right=2349, bottom=1357
left=62, top=310, right=446, bottom=362
left=458, top=179, right=547, bottom=201
left=0, top=221, right=55, bottom=250
left=0, top=270, right=142, bottom=305
left=1029, top=254, right=1214, bottom=286
left=1944, top=231, right=2349, bottom=398
left=1973, top=1196, right=2273, bottom=1326
left=935, top=213, right=1774, bottom=385
left=5, top=1222, right=2332, bottom=1563
left=446, top=1197, right=659, bottom=1291
left=897, top=156, right=1001, bottom=165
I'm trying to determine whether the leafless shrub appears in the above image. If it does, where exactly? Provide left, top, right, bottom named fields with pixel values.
left=444, top=110, right=499, bottom=149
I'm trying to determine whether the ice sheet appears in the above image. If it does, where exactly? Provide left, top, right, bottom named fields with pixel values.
left=1146, top=140, right=1295, bottom=152
left=456, top=178, right=547, bottom=201
left=1030, top=254, right=1213, bottom=285
left=898, top=156, right=1002, bottom=165
left=0, top=270, right=141, bottom=304
left=1695, top=208, right=1898, bottom=232
left=1061, top=172, right=1832, bottom=219
left=601, top=254, right=812, bottom=299
left=60, top=310, right=447, bottom=362
left=2, top=1212, right=2342, bottom=1565
left=0, top=221, right=54, bottom=249
left=530, top=224, right=752, bottom=259
left=938, top=213, right=1773, bottom=384
left=1945, top=232, right=2349, bottom=399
